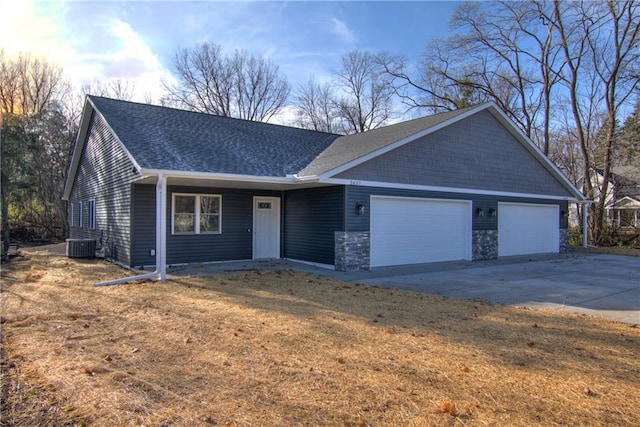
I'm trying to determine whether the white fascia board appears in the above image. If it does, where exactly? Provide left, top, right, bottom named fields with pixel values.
left=324, top=178, right=581, bottom=202
left=62, top=99, right=93, bottom=200
left=486, top=105, right=586, bottom=201
left=140, top=168, right=300, bottom=184
left=314, top=101, right=586, bottom=202
left=62, top=96, right=143, bottom=200
left=88, top=97, right=143, bottom=174
left=315, top=103, right=492, bottom=182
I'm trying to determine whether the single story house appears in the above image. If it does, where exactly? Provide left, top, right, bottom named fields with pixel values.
left=598, top=167, right=640, bottom=228
left=570, top=166, right=640, bottom=229
left=63, top=96, right=586, bottom=280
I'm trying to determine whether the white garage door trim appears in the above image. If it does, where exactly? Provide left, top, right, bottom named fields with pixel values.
left=370, top=196, right=472, bottom=268
left=498, top=202, right=559, bottom=257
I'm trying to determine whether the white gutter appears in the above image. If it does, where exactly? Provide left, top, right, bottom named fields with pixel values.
left=140, top=168, right=299, bottom=185
left=96, top=173, right=167, bottom=286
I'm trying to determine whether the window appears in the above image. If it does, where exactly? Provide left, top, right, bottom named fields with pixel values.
left=172, top=193, right=221, bottom=234
left=88, top=199, right=96, bottom=229
left=619, top=209, right=638, bottom=227
left=69, top=203, right=74, bottom=227
left=78, top=201, right=84, bottom=228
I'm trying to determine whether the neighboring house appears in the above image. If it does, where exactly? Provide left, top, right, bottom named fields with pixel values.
left=63, top=96, right=585, bottom=275
left=571, top=167, right=640, bottom=229
left=603, top=166, right=640, bottom=229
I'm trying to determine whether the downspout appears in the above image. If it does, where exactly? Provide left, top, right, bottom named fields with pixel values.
left=158, top=173, right=167, bottom=280
left=96, top=173, right=167, bottom=286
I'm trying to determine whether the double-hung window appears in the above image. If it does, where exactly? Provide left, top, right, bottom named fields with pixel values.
left=172, top=193, right=221, bottom=234
left=69, top=203, right=74, bottom=227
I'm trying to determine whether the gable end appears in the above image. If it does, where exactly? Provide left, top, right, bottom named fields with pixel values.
left=66, top=109, right=140, bottom=266
left=335, top=110, right=573, bottom=198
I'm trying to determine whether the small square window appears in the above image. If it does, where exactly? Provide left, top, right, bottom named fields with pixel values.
left=258, top=202, right=272, bottom=209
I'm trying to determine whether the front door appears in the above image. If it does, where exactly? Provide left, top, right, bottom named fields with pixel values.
left=253, top=196, right=280, bottom=259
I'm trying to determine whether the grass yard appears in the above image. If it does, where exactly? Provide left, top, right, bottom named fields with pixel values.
left=1, top=245, right=639, bottom=426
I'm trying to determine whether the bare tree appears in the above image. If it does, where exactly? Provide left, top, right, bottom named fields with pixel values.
left=294, top=79, right=342, bottom=133
left=232, top=51, right=292, bottom=122
left=295, top=50, right=395, bottom=134
left=0, top=50, right=65, bottom=116
left=377, top=50, right=493, bottom=114
left=554, top=0, right=640, bottom=244
left=30, top=102, right=78, bottom=239
left=82, top=78, right=137, bottom=101
left=163, top=44, right=233, bottom=115
left=379, top=1, right=565, bottom=153
left=585, top=0, right=639, bottom=243
left=163, top=43, right=290, bottom=122
left=335, top=50, right=395, bottom=133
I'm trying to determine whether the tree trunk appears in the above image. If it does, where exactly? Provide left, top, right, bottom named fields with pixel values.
left=1, top=169, right=10, bottom=258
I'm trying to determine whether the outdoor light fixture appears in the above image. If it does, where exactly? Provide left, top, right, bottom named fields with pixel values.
left=561, top=210, right=568, bottom=218
left=476, top=207, right=484, bottom=217
left=489, top=208, right=496, bottom=217
left=356, top=203, right=365, bottom=215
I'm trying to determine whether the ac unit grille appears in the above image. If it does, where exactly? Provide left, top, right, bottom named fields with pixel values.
left=66, top=239, right=96, bottom=258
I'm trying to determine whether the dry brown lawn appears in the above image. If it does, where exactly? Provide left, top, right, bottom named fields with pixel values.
left=1, top=245, right=639, bottom=426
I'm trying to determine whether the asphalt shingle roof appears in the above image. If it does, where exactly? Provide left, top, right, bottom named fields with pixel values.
left=89, top=96, right=341, bottom=177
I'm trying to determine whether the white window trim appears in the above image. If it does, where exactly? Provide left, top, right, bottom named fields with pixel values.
left=171, top=193, right=222, bottom=235
left=612, top=207, right=640, bottom=227
left=88, top=199, right=96, bottom=229
left=78, top=201, right=84, bottom=228
left=69, top=202, right=74, bottom=227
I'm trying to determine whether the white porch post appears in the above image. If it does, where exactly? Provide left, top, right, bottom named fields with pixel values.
left=583, top=202, right=590, bottom=248
left=156, top=173, right=167, bottom=280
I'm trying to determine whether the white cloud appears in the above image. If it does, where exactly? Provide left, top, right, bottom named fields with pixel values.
left=0, top=1, right=173, bottom=103
left=109, top=20, right=162, bottom=73
left=0, top=0, right=74, bottom=64
left=331, top=17, right=356, bottom=45
left=87, top=19, right=175, bottom=102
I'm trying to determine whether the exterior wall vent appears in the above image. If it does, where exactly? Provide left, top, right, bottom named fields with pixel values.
left=66, top=239, right=96, bottom=258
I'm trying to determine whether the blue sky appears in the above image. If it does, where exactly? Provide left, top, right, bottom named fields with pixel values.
left=3, top=1, right=461, bottom=106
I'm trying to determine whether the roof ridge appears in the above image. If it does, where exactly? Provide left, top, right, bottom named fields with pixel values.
left=87, top=95, right=342, bottom=137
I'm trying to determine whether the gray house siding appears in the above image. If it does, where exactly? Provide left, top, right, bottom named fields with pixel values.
left=131, top=185, right=282, bottom=266
left=345, top=185, right=568, bottom=231
left=283, top=186, right=344, bottom=265
left=336, top=110, right=571, bottom=198
left=131, top=184, right=156, bottom=266
left=339, top=185, right=568, bottom=266
left=68, top=112, right=138, bottom=265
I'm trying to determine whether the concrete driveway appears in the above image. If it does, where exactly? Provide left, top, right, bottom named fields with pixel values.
left=329, top=253, right=640, bottom=325
left=166, top=252, right=639, bottom=324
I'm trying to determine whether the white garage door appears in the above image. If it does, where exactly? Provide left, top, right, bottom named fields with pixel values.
left=370, top=196, right=471, bottom=267
left=498, top=203, right=559, bottom=257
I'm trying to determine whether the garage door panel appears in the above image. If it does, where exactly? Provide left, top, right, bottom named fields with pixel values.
left=498, top=203, right=558, bottom=257
left=370, top=197, right=471, bottom=267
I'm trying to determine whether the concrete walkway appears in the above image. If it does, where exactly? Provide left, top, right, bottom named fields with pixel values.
left=166, top=252, right=640, bottom=324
